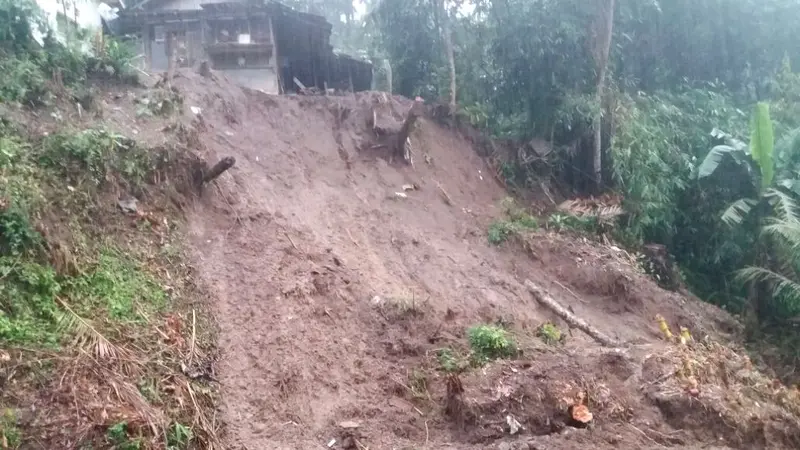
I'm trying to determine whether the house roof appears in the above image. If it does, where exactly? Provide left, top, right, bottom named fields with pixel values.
left=119, top=1, right=329, bottom=28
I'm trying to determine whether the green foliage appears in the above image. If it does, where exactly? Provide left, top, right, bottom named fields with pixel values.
left=0, top=0, right=136, bottom=105
left=487, top=221, right=514, bottom=245
left=467, top=324, right=517, bottom=364
left=546, top=212, right=602, bottom=234
left=0, top=55, right=47, bottom=104
left=0, top=258, right=61, bottom=344
left=106, top=422, right=142, bottom=450
left=40, top=129, right=151, bottom=187
left=751, top=103, right=776, bottom=192
left=1, top=408, right=21, bottom=449
left=0, top=248, right=167, bottom=345
left=0, top=205, right=42, bottom=255
left=536, top=322, right=563, bottom=345
left=437, top=348, right=467, bottom=373
left=488, top=198, right=539, bottom=244
left=68, top=250, right=167, bottom=321
left=167, top=422, right=193, bottom=450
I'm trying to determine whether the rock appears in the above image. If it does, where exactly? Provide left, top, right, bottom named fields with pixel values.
left=338, top=420, right=360, bottom=430
left=117, top=197, right=138, bottom=214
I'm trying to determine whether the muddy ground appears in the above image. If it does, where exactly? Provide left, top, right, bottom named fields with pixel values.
left=144, top=71, right=797, bottom=450
left=9, top=68, right=800, bottom=449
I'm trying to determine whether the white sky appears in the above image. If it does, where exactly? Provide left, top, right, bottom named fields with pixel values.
left=350, top=1, right=474, bottom=20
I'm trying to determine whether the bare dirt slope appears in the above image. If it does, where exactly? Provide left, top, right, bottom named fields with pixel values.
left=164, top=71, right=800, bottom=449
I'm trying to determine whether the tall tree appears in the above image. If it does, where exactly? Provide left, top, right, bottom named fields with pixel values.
left=590, top=0, right=615, bottom=192
left=437, top=0, right=456, bottom=111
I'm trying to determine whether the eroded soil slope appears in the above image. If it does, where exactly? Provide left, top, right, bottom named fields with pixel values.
left=170, top=71, right=800, bottom=449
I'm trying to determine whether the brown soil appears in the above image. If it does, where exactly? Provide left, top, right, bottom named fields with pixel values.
left=142, top=70, right=799, bottom=450
left=10, top=69, right=799, bottom=449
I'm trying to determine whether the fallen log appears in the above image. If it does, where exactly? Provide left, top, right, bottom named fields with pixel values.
left=203, top=156, right=236, bottom=184
left=524, top=279, right=621, bottom=347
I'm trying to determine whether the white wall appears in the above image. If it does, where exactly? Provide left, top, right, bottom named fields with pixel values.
left=33, top=0, right=104, bottom=50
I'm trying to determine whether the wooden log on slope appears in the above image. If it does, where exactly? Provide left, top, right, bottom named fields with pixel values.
left=525, top=279, right=621, bottom=347
left=203, top=156, right=236, bottom=184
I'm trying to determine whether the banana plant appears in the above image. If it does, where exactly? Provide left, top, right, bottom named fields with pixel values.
left=698, top=102, right=800, bottom=226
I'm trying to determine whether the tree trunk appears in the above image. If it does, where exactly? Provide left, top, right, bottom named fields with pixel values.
left=591, top=0, right=615, bottom=193
left=525, top=280, right=621, bottom=347
left=437, top=0, right=457, bottom=112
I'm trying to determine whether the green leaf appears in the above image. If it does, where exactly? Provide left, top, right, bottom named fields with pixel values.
left=697, top=145, right=747, bottom=178
left=750, top=102, right=775, bottom=191
left=721, top=197, right=758, bottom=227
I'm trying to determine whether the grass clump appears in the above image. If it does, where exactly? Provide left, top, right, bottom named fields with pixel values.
left=468, top=324, right=517, bottom=364
left=537, top=321, right=563, bottom=345
left=546, top=212, right=602, bottom=234
left=1, top=408, right=22, bottom=449
left=167, top=422, right=193, bottom=449
left=105, top=421, right=142, bottom=450
left=437, top=348, right=470, bottom=373
left=0, top=247, right=167, bottom=345
left=488, top=197, right=539, bottom=245
left=40, top=129, right=152, bottom=188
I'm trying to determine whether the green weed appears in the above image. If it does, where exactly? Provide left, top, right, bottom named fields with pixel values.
left=436, top=348, right=468, bottom=373
left=467, top=324, right=517, bottom=364
left=0, top=205, right=42, bottom=256
left=546, top=213, right=601, bottom=234
left=537, top=322, right=563, bottom=345
left=1, top=408, right=21, bottom=449
left=0, top=247, right=166, bottom=345
left=488, top=198, right=539, bottom=245
left=487, top=220, right=515, bottom=245
left=106, top=421, right=142, bottom=450
left=68, top=249, right=167, bottom=322
left=40, top=129, right=151, bottom=188
left=167, top=422, right=193, bottom=449
left=0, top=258, right=61, bottom=345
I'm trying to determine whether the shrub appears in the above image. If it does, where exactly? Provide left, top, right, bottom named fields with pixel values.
left=468, top=324, right=517, bottom=363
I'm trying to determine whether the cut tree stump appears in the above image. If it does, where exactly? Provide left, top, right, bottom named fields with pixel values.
left=393, top=100, right=425, bottom=163
left=525, top=280, right=621, bottom=347
left=203, top=156, right=236, bottom=184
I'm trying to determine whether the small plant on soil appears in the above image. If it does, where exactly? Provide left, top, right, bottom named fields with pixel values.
left=105, top=421, right=142, bottom=450
left=437, top=348, right=470, bottom=373
left=167, top=422, right=193, bottom=449
left=488, top=198, right=539, bottom=245
left=468, top=324, right=517, bottom=364
left=1, top=408, right=22, bottom=449
left=407, top=369, right=431, bottom=401
left=537, top=321, right=563, bottom=345
left=547, top=212, right=601, bottom=234
left=487, top=220, right=515, bottom=245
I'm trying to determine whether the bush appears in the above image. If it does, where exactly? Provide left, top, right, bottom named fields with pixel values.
left=468, top=324, right=517, bottom=363
left=0, top=55, right=48, bottom=104
left=40, top=129, right=151, bottom=187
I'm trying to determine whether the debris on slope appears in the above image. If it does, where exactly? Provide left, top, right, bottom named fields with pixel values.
left=30, top=68, right=793, bottom=450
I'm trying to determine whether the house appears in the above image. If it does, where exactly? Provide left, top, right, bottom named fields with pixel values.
left=33, top=0, right=123, bottom=49
left=115, top=0, right=372, bottom=94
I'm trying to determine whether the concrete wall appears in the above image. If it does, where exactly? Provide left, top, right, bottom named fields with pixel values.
left=220, top=68, right=279, bottom=94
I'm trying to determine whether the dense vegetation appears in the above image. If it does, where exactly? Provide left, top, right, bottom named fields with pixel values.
left=0, top=1, right=214, bottom=448
left=300, top=0, right=800, bottom=359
